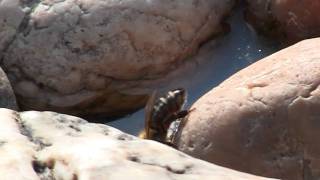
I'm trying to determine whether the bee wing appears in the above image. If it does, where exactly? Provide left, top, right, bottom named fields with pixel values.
left=144, top=90, right=157, bottom=138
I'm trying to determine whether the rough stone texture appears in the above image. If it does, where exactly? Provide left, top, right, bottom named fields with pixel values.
left=0, top=66, right=18, bottom=110
left=245, top=0, right=320, bottom=43
left=175, top=38, right=320, bottom=180
left=0, top=0, right=234, bottom=117
left=0, top=108, right=275, bottom=180
left=0, top=0, right=26, bottom=53
left=0, top=109, right=38, bottom=179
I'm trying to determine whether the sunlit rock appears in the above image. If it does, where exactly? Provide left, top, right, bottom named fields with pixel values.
left=175, top=38, right=320, bottom=180
left=0, top=108, right=276, bottom=179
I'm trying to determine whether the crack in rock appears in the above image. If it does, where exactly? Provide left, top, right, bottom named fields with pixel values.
left=127, top=154, right=193, bottom=175
left=32, top=160, right=55, bottom=180
left=1, top=0, right=41, bottom=56
left=16, top=115, right=51, bottom=151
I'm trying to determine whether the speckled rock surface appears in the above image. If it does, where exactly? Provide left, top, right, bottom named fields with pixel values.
left=0, top=0, right=234, bottom=116
left=175, top=38, right=320, bottom=180
left=0, top=108, right=276, bottom=180
left=245, top=0, right=320, bottom=43
left=0, top=67, right=18, bottom=110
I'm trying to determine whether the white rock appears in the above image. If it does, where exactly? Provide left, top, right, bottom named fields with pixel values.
left=0, top=108, right=276, bottom=179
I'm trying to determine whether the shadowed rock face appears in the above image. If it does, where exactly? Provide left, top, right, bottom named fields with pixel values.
left=0, top=67, right=18, bottom=110
left=0, top=108, right=276, bottom=180
left=0, top=0, right=234, bottom=117
left=175, top=38, right=320, bottom=180
left=245, top=0, right=320, bottom=43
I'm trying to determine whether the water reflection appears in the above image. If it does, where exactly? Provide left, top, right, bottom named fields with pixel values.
left=106, top=5, right=280, bottom=135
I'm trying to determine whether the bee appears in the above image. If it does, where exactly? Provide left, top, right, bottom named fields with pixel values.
left=139, top=88, right=193, bottom=146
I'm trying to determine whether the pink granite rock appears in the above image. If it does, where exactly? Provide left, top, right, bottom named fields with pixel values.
left=175, top=38, right=320, bottom=180
left=0, top=0, right=234, bottom=116
left=245, top=0, right=320, bottom=43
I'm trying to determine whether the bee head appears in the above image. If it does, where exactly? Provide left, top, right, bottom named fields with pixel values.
left=171, top=88, right=186, bottom=108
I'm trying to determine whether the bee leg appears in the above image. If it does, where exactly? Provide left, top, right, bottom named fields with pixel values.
left=174, top=108, right=195, bottom=119
left=161, top=109, right=196, bottom=145
left=167, top=108, right=196, bottom=145
left=165, top=119, right=181, bottom=146
left=161, top=108, right=195, bottom=131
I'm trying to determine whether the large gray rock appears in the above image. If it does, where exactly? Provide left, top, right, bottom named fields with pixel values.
left=175, top=38, right=320, bottom=180
left=0, top=0, right=234, bottom=116
left=0, top=108, right=275, bottom=180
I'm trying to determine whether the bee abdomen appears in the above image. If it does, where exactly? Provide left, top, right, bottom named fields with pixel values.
left=143, top=88, right=187, bottom=144
left=152, top=95, right=180, bottom=120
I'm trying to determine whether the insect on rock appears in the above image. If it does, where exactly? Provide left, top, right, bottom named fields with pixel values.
left=139, top=88, right=194, bottom=146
